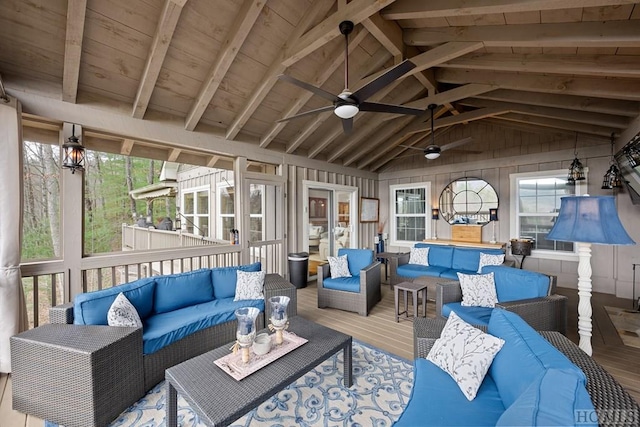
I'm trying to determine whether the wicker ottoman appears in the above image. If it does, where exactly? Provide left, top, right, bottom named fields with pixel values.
left=10, top=324, right=145, bottom=427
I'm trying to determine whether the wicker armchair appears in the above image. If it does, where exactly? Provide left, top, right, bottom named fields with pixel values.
left=436, top=272, right=568, bottom=334
left=317, top=248, right=381, bottom=316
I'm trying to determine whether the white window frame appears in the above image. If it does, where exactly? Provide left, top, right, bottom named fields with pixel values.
left=389, top=182, right=432, bottom=247
left=182, top=185, right=210, bottom=237
left=509, top=169, right=587, bottom=262
left=216, top=181, right=234, bottom=240
left=248, top=183, right=265, bottom=242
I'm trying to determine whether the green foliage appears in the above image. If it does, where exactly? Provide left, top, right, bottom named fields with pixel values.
left=22, top=221, right=55, bottom=260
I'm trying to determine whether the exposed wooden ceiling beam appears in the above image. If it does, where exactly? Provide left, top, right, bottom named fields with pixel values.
left=497, top=112, right=617, bottom=137
left=483, top=117, right=576, bottom=138
left=206, top=155, right=221, bottom=168
left=440, top=53, right=640, bottom=79
left=362, top=13, right=403, bottom=58
left=405, top=21, right=640, bottom=48
left=344, top=115, right=416, bottom=167
left=121, top=139, right=135, bottom=155
left=132, top=0, right=186, bottom=119
left=381, top=0, right=639, bottom=20
left=408, top=42, right=484, bottom=76
left=62, top=0, right=87, bottom=103
left=225, top=0, right=333, bottom=140
left=184, top=0, right=265, bottom=130
left=409, top=107, right=510, bottom=134
left=259, top=27, right=367, bottom=148
left=476, top=89, right=640, bottom=117
left=283, top=0, right=395, bottom=67
left=458, top=98, right=630, bottom=129
left=167, top=148, right=181, bottom=162
left=437, top=68, right=640, bottom=101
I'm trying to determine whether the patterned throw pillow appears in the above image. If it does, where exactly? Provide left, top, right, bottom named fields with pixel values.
left=426, top=311, right=505, bottom=401
left=458, top=272, right=498, bottom=307
left=408, top=247, right=429, bottom=266
left=328, top=254, right=352, bottom=279
left=477, top=252, right=505, bottom=273
left=107, top=293, right=143, bottom=328
left=234, top=270, right=266, bottom=301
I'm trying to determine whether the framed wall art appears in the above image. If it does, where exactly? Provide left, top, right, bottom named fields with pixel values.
left=359, top=197, right=379, bottom=223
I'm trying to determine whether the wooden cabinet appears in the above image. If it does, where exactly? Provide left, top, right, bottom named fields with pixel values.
left=451, top=225, right=482, bottom=243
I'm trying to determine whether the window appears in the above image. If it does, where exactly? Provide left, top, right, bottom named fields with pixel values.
left=182, top=186, right=209, bottom=237
left=390, top=183, right=431, bottom=246
left=217, top=181, right=234, bottom=240
left=510, top=170, right=586, bottom=259
left=249, top=184, right=264, bottom=242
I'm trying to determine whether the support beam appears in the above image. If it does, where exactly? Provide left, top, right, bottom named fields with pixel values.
left=206, top=155, right=221, bottom=168
left=132, top=0, right=186, bottom=119
left=121, top=139, right=135, bottom=155
left=184, top=0, right=265, bottom=130
left=167, top=148, right=181, bottom=162
left=407, top=42, right=484, bottom=77
left=409, top=107, right=510, bottom=135
left=343, top=115, right=416, bottom=166
left=382, top=0, right=639, bottom=20
left=437, top=68, right=640, bottom=101
left=362, top=13, right=403, bottom=57
left=497, top=113, right=615, bottom=137
left=62, top=0, right=87, bottom=103
left=405, top=21, right=640, bottom=48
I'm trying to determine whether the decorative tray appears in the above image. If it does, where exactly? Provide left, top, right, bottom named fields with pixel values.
left=214, top=331, right=308, bottom=381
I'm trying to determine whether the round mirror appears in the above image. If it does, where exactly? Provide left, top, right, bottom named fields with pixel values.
left=439, top=177, right=499, bottom=224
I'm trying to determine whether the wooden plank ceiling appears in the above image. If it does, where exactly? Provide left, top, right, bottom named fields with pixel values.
left=1, top=0, right=640, bottom=172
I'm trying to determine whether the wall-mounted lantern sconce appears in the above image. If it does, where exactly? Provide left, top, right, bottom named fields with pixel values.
left=62, top=124, right=85, bottom=174
left=431, top=208, right=439, bottom=240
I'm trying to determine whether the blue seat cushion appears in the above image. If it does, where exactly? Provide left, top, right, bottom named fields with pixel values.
left=323, top=276, right=360, bottom=293
left=482, top=265, right=550, bottom=302
left=488, top=309, right=586, bottom=408
left=211, top=262, right=262, bottom=299
left=73, top=277, right=156, bottom=325
left=142, top=297, right=264, bottom=354
left=442, top=303, right=493, bottom=326
left=416, top=243, right=454, bottom=269
left=397, top=264, right=447, bottom=279
left=497, top=368, right=597, bottom=427
left=440, top=268, right=476, bottom=280
left=338, top=248, right=373, bottom=276
left=394, top=358, right=505, bottom=427
left=154, top=269, right=213, bottom=314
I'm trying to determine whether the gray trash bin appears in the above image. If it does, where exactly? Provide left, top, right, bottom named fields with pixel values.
left=288, top=252, right=309, bottom=289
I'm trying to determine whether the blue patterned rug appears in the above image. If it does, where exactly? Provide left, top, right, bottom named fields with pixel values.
left=45, top=340, right=413, bottom=426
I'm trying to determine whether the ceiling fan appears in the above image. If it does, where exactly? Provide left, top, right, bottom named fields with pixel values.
left=276, top=20, right=424, bottom=133
left=399, top=105, right=476, bottom=159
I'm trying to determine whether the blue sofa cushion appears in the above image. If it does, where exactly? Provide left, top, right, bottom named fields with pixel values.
left=497, top=368, right=597, bottom=427
left=416, top=243, right=454, bottom=269
left=153, top=269, right=213, bottom=314
left=338, top=248, right=373, bottom=276
left=482, top=266, right=550, bottom=302
left=73, top=277, right=156, bottom=325
left=142, top=297, right=264, bottom=354
left=442, top=303, right=494, bottom=326
left=397, top=264, right=448, bottom=279
left=211, top=262, right=262, bottom=299
left=440, top=268, right=476, bottom=280
left=394, top=358, right=505, bottom=427
left=322, top=276, right=360, bottom=293
left=488, top=310, right=586, bottom=408
left=451, top=247, right=503, bottom=272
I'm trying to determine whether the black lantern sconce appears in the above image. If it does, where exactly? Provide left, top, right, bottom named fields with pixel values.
left=431, top=208, right=439, bottom=240
left=62, top=124, right=85, bottom=174
left=602, top=133, right=623, bottom=190
left=567, top=133, right=585, bottom=186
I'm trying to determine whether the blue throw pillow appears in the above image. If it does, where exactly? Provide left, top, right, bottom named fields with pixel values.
left=211, top=262, right=262, bottom=299
left=483, top=265, right=550, bottom=302
left=153, top=269, right=213, bottom=314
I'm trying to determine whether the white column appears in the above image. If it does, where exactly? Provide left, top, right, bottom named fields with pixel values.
left=576, top=242, right=593, bottom=356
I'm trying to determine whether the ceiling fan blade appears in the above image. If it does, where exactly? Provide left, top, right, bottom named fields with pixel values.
left=277, top=74, right=337, bottom=103
left=440, top=137, right=474, bottom=152
left=351, top=60, right=416, bottom=102
left=277, top=105, right=335, bottom=122
left=359, top=101, right=423, bottom=116
left=342, top=117, right=353, bottom=133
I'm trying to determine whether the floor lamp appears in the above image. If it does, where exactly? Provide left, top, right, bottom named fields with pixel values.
left=547, top=196, right=635, bottom=356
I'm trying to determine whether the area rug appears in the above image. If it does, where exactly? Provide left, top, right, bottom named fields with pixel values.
left=605, top=306, right=640, bottom=349
left=45, top=340, right=414, bottom=427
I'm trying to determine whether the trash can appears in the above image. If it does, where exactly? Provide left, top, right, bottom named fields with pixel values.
left=288, top=252, right=309, bottom=289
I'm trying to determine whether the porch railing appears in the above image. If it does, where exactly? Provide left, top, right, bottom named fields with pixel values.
left=121, top=224, right=226, bottom=250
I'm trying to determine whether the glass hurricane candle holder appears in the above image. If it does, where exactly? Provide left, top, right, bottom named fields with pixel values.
left=268, top=296, right=290, bottom=345
left=234, top=307, right=260, bottom=363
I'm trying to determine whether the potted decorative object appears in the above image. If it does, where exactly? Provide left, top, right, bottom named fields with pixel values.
left=233, top=307, right=260, bottom=363
left=268, top=296, right=290, bottom=345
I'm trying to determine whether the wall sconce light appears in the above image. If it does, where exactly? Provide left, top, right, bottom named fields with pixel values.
left=602, top=133, right=623, bottom=190
left=62, top=124, right=85, bottom=174
left=431, top=208, right=439, bottom=240
left=567, top=133, right=585, bottom=186
left=489, top=208, right=498, bottom=244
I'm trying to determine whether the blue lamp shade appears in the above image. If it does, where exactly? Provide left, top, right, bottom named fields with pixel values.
left=489, top=208, right=498, bottom=221
left=547, top=196, right=635, bottom=245
left=431, top=208, right=439, bottom=220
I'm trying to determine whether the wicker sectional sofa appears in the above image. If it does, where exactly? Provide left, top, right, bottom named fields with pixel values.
left=11, top=269, right=297, bottom=427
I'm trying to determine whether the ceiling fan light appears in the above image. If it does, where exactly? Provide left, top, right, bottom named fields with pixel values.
left=334, top=104, right=358, bottom=119
left=424, top=145, right=441, bottom=160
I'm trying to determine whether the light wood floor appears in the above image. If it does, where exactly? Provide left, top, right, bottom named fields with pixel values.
left=2, top=282, right=639, bottom=426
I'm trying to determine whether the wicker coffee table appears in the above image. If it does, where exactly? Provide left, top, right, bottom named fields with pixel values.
left=166, top=316, right=352, bottom=427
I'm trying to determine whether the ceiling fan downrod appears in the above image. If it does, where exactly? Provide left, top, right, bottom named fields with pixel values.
left=339, top=21, right=354, bottom=91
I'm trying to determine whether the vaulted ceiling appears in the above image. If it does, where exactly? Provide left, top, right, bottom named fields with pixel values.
left=2, top=0, right=640, bottom=172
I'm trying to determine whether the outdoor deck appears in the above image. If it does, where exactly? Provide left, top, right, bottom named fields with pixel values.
left=2, top=281, right=639, bottom=425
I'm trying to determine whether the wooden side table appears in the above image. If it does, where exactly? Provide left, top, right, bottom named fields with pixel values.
left=394, top=281, right=428, bottom=322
